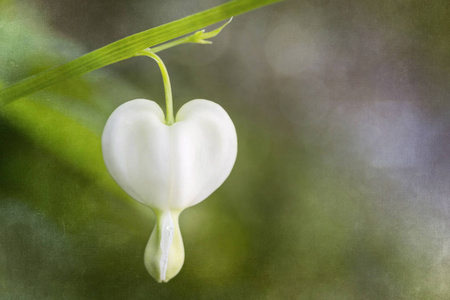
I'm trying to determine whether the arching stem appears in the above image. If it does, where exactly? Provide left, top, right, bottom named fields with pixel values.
left=139, top=49, right=174, bottom=125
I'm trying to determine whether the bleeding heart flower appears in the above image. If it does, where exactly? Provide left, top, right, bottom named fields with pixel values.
left=102, top=98, right=237, bottom=282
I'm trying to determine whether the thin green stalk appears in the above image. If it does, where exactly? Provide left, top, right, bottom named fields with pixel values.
left=0, top=0, right=285, bottom=106
left=140, top=49, right=174, bottom=125
left=150, top=18, right=233, bottom=53
left=133, top=18, right=233, bottom=124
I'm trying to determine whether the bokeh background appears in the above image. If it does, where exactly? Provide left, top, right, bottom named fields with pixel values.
left=1, top=0, right=450, bottom=299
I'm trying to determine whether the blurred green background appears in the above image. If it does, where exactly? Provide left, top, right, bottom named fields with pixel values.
left=1, top=0, right=450, bottom=299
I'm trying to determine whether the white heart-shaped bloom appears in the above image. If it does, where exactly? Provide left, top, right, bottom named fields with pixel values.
left=101, top=98, right=237, bottom=282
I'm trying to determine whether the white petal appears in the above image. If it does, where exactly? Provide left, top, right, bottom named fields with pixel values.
left=102, top=99, right=237, bottom=210
left=102, top=99, right=171, bottom=208
left=172, top=99, right=238, bottom=209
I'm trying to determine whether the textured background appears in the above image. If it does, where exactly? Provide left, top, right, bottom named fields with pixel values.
left=1, top=0, right=450, bottom=299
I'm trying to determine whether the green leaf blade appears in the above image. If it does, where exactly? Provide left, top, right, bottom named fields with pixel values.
left=0, top=0, right=285, bottom=105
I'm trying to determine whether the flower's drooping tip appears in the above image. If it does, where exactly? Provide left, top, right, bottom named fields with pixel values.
left=144, top=210, right=184, bottom=282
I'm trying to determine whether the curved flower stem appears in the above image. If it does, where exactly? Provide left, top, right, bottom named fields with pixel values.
left=139, top=49, right=174, bottom=125
left=133, top=19, right=234, bottom=125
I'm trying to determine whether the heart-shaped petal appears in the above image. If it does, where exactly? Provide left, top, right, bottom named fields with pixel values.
left=102, top=98, right=237, bottom=282
left=101, top=98, right=237, bottom=210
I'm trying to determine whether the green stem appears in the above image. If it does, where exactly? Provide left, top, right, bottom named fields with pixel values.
left=151, top=36, right=194, bottom=54
left=0, top=0, right=285, bottom=106
left=140, top=49, right=174, bottom=125
left=149, top=18, right=233, bottom=53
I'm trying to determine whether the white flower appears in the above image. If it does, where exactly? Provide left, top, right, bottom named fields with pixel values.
left=102, top=98, right=237, bottom=282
